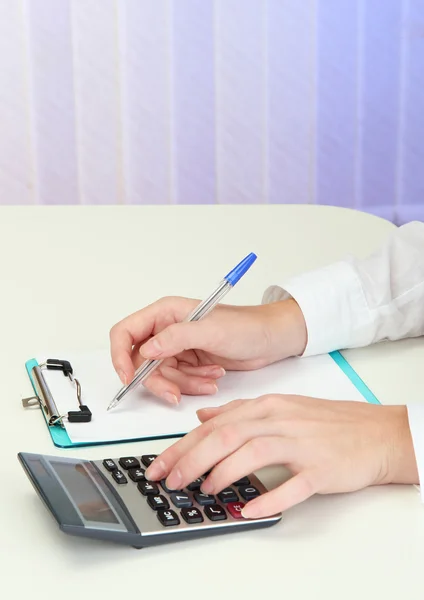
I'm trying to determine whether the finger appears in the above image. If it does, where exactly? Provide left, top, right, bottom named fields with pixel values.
left=196, top=398, right=250, bottom=421
left=201, top=436, right=295, bottom=495
left=241, top=470, right=320, bottom=518
left=159, top=365, right=219, bottom=396
left=141, top=360, right=222, bottom=404
left=141, top=371, right=181, bottom=405
left=139, top=320, right=225, bottom=361
left=109, top=325, right=135, bottom=384
left=164, top=419, right=285, bottom=491
left=146, top=398, right=270, bottom=480
left=109, top=297, right=196, bottom=383
left=178, top=363, right=226, bottom=380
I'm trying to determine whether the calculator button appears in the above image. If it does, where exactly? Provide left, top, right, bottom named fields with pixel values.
left=141, top=454, right=157, bottom=468
left=119, top=457, right=140, bottom=470
left=233, top=477, right=250, bottom=486
left=239, top=485, right=260, bottom=501
left=181, top=507, right=204, bottom=524
left=217, top=488, right=238, bottom=503
left=128, top=468, right=146, bottom=482
left=204, top=504, right=227, bottom=521
left=170, top=493, right=192, bottom=508
left=161, top=480, right=182, bottom=494
left=112, top=470, right=127, bottom=484
left=227, top=502, right=245, bottom=519
left=186, top=478, right=203, bottom=491
left=147, top=495, right=170, bottom=511
left=138, top=481, right=159, bottom=495
left=102, top=459, right=117, bottom=472
left=157, top=509, right=180, bottom=527
left=194, top=492, right=215, bottom=505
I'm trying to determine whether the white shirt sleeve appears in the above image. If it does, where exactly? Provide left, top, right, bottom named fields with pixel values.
left=262, top=220, right=424, bottom=499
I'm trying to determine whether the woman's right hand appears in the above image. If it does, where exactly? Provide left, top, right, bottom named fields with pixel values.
left=109, top=296, right=307, bottom=404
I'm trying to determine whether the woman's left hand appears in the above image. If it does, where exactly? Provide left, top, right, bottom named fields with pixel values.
left=145, top=394, right=418, bottom=518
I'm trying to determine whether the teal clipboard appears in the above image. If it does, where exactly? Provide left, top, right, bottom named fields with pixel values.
left=25, top=351, right=380, bottom=450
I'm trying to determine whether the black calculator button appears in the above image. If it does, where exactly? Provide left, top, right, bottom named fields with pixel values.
left=204, top=504, right=227, bottom=521
left=138, top=481, right=159, bottom=495
left=194, top=492, right=215, bottom=505
left=181, top=507, right=204, bottom=524
left=147, top=495, right=170, bottom=511
left=119, top=457, right=140, bottom=470
left=186, top=478, right=203, bottom=491
left=128, top=468, right=146, bottom=482
left=217, top=488, right=238, bottom=503
left=239, top=485, right=260, bottom=501
left=112, top=470, right=127, bottom=484
left=141, top=454, right=157, bottom=468
left=161, top=479, right=182, bottom=494
left=157, top=509, right=180, bottom=527
left=233, top=477, right=250, bottom=486
left=102, top=459, right=117, bottom=472
left=170, top=493, right=192, bottom=508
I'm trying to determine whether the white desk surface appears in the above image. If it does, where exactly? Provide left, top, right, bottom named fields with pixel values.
left=1, top=205, right=423, bottom=600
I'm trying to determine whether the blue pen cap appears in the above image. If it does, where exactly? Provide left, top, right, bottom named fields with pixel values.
left=224, top=252, right=257, bottom=286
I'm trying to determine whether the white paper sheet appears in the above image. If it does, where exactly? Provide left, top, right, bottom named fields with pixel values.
left=38, top=350, right=368, bottom=444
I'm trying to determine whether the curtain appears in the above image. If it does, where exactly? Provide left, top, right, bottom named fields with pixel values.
left=0, top=0, right=423, bottom=224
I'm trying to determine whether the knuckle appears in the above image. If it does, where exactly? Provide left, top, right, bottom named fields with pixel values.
left=299, top=471, right=319, bottom=497
left=109, top=322, right=121, bottom=339
left=216, top=424, right=239, bottom=448
left=257, top=394, right=277, bottom=412
left=246, top=436, right=269, bottom=457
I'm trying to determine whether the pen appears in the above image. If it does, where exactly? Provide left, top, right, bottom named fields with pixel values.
left=107, top=252, right=257, bottom=411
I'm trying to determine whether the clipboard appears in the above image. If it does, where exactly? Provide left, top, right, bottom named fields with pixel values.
left=22, top=351, right=381, bottom=450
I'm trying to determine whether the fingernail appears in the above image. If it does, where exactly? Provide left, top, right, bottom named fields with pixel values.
left=164, top=392, right=179, bottom=405
left=199, top=383, right=218, bottom=395
left=141, top=338, right=162, bottom=358
left=210, top=367, right=226, bottom=378
left=166, top=469, right=182, bottom=490
left=241, top=502, right=259, bottom=519
left=118, top=370, right=127, bottom=385
left=146, top=459, right=166, bottom=481
left=197, top=406, right=218, bottom=415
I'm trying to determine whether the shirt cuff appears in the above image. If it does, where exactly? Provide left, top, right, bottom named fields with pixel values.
left=406, top=403, right=424, bottom=501
left=262, top=261, right=373, bottom=356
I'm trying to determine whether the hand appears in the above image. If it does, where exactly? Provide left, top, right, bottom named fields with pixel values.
left=144, top=394, right=418, bottom=517
left=110, top=297, right=306, bottom=404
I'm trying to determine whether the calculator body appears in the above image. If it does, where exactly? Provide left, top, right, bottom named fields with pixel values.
left=18, top=452, right=282, bottom=548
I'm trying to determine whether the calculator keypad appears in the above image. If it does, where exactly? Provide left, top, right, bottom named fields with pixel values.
left=138, top=481, right=159, bottom=495
left=239, top=485, right=260, bottom=501
left=194, top=492, right=215, bottom=505
left=128, top=468, right=146, bottom=482
left=227, top=502, right=245, bottom=519
left=181, top=507, right=203, bottom=524
left=205, top=504, right=227, bottom=521
left=147, top=495, right=170, bottom=511
left=141, top=455, right=157, bottom=468
left=112, top=470, right=127, bottom=484
left=119, top=457, right=140, bottom=470
left=157, top=510, right=180, bottom=527
left=170, top=492, right=192, bottom=508
left=217, top=488, right=238, bottom=503
left=103, top=459, right=117, bottom=472
left=100, top=455, right=266, bottom=532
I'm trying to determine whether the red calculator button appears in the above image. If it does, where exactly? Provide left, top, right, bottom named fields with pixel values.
left=227, top=502, right=245, bottom=519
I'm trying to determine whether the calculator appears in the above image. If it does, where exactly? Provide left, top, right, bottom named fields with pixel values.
left=18, top=452, right=282, bottom=548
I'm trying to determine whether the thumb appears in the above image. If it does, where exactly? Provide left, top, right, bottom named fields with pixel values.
left=139, top=321, right=219, bottom=359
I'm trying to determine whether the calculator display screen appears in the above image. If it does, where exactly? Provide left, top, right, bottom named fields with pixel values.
left=50, top=461, right=119, bottom=525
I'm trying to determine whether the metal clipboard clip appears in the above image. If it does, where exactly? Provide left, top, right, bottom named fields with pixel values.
left=22, top=359, right=92, bottom=427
